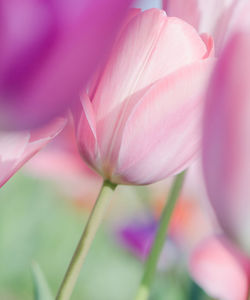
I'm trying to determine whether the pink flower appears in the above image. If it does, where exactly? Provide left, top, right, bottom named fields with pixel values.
left=190, top=236, right=250, bottom=300
left=202, top=30, right=250, bottom=252
left=163, top=0, right=201, bottom=30
left=74, top=8, right=214, bottom=185
left=0, top=0, right=132, bottom=130
left=163, top=0, right=250, bottom=52
left=190, top=17, right=250, bottom=300
left=0, top=118, right=65, bottom=188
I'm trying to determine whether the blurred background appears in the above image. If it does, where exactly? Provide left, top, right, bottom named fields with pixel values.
left=0, top=122, right=216, bottom=300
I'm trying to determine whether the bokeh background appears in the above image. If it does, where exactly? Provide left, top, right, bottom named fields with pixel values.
left=0, top=122, right=215, bottom=299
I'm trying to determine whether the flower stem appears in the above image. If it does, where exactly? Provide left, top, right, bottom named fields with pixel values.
left=134, top=171, right=186, bottom=300
left=56, top=180, right=117, bottom=300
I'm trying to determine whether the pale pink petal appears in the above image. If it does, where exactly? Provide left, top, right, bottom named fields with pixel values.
left=116, top=8, right=142, bottom=39
left=163, top=0, right=245, bottom=52
left=213, top=0, right=250, bottom=52
left=96, top=85, right=152, bottom=178
left=163, top=0, right=229, bottom=35
left=76, top=93, right=100, bottom=173
left=197, top=0, right=232, bottom=34
left=0, top=118, right=66, bottom=188
left=87, top=8, right=142, bottom=99
left=190, top=236, right=250, bottom=300
left=91, top=9, right=208, bottom=173
left=200, top=33, right=215, bottom=58
left=92, top=9, right=207, bottom=120
left=203, top=32, right=250, bottom=251
left=163, top=0, right=200, bottom=30
left=112, top=58, right=214, bottom=184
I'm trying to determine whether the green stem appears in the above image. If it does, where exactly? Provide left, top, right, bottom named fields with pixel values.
left=56, top=180, right=117, bottom=300
left=134, top=171, right=186, bottom=300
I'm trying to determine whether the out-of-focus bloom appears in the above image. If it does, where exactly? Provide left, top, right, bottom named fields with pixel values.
left=163, top=0, right=201, bottom=30
left=118, top=216, right=180, bottom=270
left=117, top=164, right=215, bottom=264
left=202, top=31, right=250, bottom=252
left=75, top=8, right=214, bottom=185
left=190, top=236, right=250, bottom=300
left=191, top=12, right=250, bottom=300
left=0, top=118, right=65, bottom=188
left=163, top=0, right=250, bottom=52
left=0, top=0, right=132, bottom=130
left=119, top=218, right=159, bottom=260
left=25, top=120, right=102, bottom=206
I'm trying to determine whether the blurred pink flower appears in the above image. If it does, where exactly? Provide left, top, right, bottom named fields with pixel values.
left=163, top=0, right=201, bottom=30
left=25, top=120, right=102, bottom=205
left=163, top=0, right=250, bottom=52
left=0, top=0, right=132, bottom=130
left=202, top=31, right=250, bottom=252
left=190, top=236, right=250, bottom=300
left=192, top=13, right=250, bottom=300
left=0, top=118, right=65, bottom=188
left=74, top=8, right=214, bottom=185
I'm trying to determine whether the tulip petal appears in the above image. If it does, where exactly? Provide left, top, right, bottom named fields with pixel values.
left=190, top=236, right=250, bottom=300
left=163, top=0, right=201, bottom=30
left=163, top=0, right=228, bottom=35
left=87, top=8, right=142, bottom=99
left=76, top=93, right=100, bottom=173
left=93, top=9, right=207, bottom=120
left=112, top=58, right=214, bottom=184
left=203, top=32, right=250, bottom=251
left=200, top=33, right=214, bottom=58
left=0, top=118, right=66, bottom=188
left=163, top=0, right=250, bottom=52
left=212, top=0, right=250, bottom=52
left=92, top=9, right=208, bottom=174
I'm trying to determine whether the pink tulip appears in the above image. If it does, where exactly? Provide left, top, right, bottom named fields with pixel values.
left=191, top=17, right=250, bottom=300
left=163, top=0, right=233, bottom=32
left=190, top=235, right=250, bottom=300
left=74, top=8, right=214, bottom=185
left=0, top=118, right=65, bottom=188
left=202, top=31, right=250, bottom=252
left=163, top=0, right=249, bottom=52
left=0, top=0, right=132, bottom=130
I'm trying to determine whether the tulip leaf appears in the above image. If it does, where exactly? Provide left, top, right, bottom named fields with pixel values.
left=31, top=261, right=53, bottom=300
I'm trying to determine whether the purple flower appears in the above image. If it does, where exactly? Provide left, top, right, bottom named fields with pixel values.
left=119, top=218, right=158, bottom=260
left=0, top=0, right=132, bottom=129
